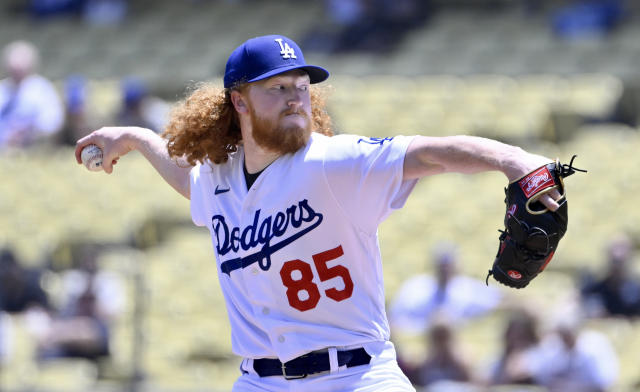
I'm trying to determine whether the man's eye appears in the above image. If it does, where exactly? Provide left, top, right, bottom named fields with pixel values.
left=298, top=85, right=309, bottom=91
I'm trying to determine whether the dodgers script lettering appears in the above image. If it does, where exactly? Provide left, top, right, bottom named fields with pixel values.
left=212, top=199, right=323, bottom=275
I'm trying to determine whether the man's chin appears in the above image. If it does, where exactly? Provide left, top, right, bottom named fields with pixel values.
left=253, top=126, right=311, bottom=155
left=251, top=110, right=312, bottom=155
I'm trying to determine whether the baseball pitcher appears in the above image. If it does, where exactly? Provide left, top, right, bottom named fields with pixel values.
left=75, top=35, right=569, bottom=391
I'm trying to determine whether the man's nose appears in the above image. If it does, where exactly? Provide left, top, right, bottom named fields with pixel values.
left=286, top=89, right=303, bottom=108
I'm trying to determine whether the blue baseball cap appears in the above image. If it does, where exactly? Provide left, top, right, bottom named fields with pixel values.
left=223, top=35, right=329, bottom=88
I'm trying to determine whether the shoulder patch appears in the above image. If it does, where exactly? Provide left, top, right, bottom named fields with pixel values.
left=357, top=137, right=394, bottom=146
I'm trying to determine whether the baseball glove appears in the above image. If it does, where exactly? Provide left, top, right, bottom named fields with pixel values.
left=486, top=156, right=586, bottom=288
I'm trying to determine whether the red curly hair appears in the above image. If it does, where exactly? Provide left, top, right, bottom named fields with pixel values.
left=162, top=82, right=333, bottom=166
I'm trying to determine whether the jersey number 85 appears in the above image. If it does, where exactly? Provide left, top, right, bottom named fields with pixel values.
left=279, top=245, right=354, bottom=312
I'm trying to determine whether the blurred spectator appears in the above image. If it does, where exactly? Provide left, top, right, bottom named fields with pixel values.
left=0, top=247, right=49, bottom=368
left=552, top=0, right=625, bottom=40
left=0, top=40, right=64, bottom=149
left=389, top=243, right=502, bottom=335
left=29, top=0, right=84, bottom=19
left=580, top=234, right=640, bottom=318
left=487, top=300, right=618, bottom=392
left=533, top=318, right=619, bottom=392
left=36, top=247, right=124, bottom=362
left=115, top=77, right=170, bottom=133
left=401, top=318, right=473, bottom=388
left=488, top=309, right=542, bottom=386
left=0, top=248, right=50, bottom=314
left=83, top=0, right=128, bottom=26
left=58, top=75, right=93, bottom=146
left=301, top=0, right=364, bottom=53
left=29, top=0, right=128, bottom=25
left=326, top=0, right=365, bottom=26
left=303, top=0, right=432, bottom=54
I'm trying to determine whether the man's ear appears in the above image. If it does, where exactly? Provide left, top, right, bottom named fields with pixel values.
left=230, top=90, right=249, bottom=114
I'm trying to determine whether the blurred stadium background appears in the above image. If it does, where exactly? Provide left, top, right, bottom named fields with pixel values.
left=1, top=0, right=640, bottom=391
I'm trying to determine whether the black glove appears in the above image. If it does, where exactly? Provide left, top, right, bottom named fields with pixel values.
left=487, top=156, right=586, bottom=289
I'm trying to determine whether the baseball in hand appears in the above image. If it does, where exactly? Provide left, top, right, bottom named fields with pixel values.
left=81, top=144, right=103, bottom=171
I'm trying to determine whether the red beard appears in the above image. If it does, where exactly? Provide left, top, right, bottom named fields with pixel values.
left=249, top=106, right=312, bottom=155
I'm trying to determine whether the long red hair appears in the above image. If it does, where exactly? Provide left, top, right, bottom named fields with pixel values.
left=162, top=82, right=333, bottom=166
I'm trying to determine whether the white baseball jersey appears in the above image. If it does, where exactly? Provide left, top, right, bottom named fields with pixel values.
left=190, top=132, right=417, bottom=362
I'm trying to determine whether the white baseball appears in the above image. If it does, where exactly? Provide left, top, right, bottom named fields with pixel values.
left=81, top=144, right=103, bottom=172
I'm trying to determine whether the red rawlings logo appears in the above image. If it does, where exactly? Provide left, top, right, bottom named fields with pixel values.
left=508, top=270, right=522, bottom=280
left=518, top=167, right=555, bottom=198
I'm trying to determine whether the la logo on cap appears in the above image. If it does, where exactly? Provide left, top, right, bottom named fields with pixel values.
left=275, top=38, right=296, bottom=59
